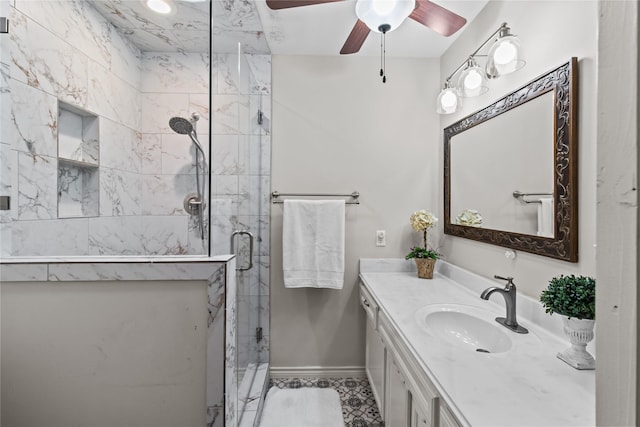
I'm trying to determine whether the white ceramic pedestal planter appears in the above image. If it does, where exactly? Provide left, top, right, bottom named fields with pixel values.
left=557, top=316, right=595, bottom=370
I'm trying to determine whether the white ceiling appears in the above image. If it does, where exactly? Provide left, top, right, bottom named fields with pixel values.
left=88, top=0, right=211, bottom=52
left=88, top=0, right=489, bottom=57
left=255, top=0, right=490, bottom=57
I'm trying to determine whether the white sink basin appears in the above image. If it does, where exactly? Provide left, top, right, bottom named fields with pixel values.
left=414, top=304, right=539, bottom=354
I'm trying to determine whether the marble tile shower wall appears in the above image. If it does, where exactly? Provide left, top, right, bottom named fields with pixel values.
left=211, top=53, right=271, bottom=365
left=0, top=0, right=209, bottom=256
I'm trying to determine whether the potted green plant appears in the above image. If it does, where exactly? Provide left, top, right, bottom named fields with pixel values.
left=406, top=210, right=439, bottom=279
left=539, top=275, right=596, bottom=370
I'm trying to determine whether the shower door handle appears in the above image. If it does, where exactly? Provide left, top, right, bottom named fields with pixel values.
left=230, top=230, right=254, bottom=271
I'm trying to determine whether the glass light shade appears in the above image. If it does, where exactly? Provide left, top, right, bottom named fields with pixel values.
left=144, top=0, right=174, bottom=14
left=486, top=35, right=525, bottom=78
left=458, top=59, right=488, bottom=98
left=355, top=0, right=416, bottom=33
left=436, top=85, right=460, bottom=114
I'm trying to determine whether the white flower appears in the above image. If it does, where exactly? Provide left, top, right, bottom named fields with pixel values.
left=456, top=209, right=483, bottom=227
left=410, top=210, right=438, bottom=232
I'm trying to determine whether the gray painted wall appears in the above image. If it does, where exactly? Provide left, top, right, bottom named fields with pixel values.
left=270, top=55, right=440, bottom=369
left=2, top=280, right=208, bottom=427
left=439, top=0, right=597, bottom=300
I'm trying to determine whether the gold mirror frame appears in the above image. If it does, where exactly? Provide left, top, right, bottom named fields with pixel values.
left=444, top=58, right=578, bottom=262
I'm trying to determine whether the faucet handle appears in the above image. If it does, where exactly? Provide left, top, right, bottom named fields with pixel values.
left=494, top=275, right=515, bottom=288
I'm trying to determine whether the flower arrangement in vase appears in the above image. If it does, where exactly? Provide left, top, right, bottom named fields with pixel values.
left=405, top=210, right=439, bottom=279
left=455, top=209, right=483, bottom=227
left=539, top=275, right=596, bottom=370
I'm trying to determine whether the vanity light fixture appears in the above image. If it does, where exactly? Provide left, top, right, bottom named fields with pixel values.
left=436, top=80, right=460, bottom=114
left=437, top=22, right=524, bottom=114
left=458, top=57, right=488, bottom=98
left=486, top=25, right=525, bottom=78
left=144, top=0, right=175, bottom=15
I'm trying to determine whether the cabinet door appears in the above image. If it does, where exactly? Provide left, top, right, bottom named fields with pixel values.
left=440, top=403, right=462, bottom=427
left=366, top=316, right=385, bottom=418
left=385, top=355, right=410, bottom=427
left=410, top=396, right=431, bottom=427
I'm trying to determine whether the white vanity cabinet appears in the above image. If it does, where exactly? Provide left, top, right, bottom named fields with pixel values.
left=360, top=283, right=452, bottom=427
left=360, top=285, right=385, bottom=418
left=359, top=260, right=596, bottom=427
left=385, top=353, right=410, bottom=426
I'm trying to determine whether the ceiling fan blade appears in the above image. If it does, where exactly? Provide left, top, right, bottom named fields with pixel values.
left=266, top=0, right=344, bottom=10
left=340, top=20, right=370, bottom=55
left=409, top=0, right=467, bottom=37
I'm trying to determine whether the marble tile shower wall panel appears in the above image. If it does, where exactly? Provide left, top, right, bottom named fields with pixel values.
left=4, top=1, right=213, bottom=256
left=5, top=0, right=148, bottom=256
left=1, top=2, right=10, bottom=256
left=139, top=52, right=211, bottom=255
left=88, top=215, right=191, bottom=255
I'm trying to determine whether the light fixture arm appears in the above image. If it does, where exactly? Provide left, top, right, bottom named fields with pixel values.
left=442, top=22, right=510, bottom=82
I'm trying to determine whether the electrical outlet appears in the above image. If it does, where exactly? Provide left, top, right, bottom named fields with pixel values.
left=376, top=230, right=386, bottom=247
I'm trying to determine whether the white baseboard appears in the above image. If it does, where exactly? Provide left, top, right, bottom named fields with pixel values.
left=269, top=366, right=366, bottom=379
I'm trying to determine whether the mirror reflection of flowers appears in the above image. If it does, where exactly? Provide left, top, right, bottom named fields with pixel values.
left=406, top=210, right=439, bottom=260
left=456, top=209, right=483, bottom=227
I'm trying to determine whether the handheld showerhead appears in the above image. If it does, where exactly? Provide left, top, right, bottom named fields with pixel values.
left=169, top=116, right=193, bottom=135
left=169, top=115, right=208, bottom=240
left=169, top=116, right=206, bottom=158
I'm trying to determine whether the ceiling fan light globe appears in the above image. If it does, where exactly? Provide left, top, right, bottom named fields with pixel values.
left=356, top=0, right=416, bottom=33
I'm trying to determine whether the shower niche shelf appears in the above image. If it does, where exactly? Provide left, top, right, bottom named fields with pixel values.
left=57, top=101, right=100, bottom=218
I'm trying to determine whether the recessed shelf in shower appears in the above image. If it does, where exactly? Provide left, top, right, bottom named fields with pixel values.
left=57, top=101, right=100, bottom=218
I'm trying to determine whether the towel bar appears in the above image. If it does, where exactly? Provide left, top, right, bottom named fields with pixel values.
left=513, top=190, right=553, bottom=204
left=271, top=191, right=360, bottom=205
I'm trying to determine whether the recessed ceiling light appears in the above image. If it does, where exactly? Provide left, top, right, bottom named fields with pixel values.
left=144, top=0, right=174, bottom=14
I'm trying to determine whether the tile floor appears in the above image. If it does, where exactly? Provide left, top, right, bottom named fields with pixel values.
left=268, top=377, right=384, bottom=427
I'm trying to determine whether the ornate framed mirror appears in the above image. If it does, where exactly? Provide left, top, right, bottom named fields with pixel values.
left=444, top=58, right=578, bottom=262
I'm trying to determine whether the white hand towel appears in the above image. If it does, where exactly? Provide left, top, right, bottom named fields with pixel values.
left=537, top=197, right=554, bottom=238
left=283, top=199, right=345, bottom=289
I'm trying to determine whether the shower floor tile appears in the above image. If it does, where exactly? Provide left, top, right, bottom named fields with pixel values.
left=268, top=377, right=383, bottom=427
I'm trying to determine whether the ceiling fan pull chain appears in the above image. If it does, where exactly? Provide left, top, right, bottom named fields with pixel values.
left=383, top=32, right=386, bottom=83
left=379, top=32, right=384, bottom=78
left=380, top=31, right=387, bottom=83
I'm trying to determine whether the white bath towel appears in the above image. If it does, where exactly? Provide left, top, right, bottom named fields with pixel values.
left=282, top=199, right=345, bottom=289
left=259, top=387, right=345, bottom=427
left=537, top=197, right=554, bottom=238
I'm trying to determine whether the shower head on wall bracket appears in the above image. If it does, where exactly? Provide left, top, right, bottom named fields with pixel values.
left=169, top=115, right=207, bottom=240
left=169, top=116, right=193, bottom=135
left=169, top=116, right=206, bottom=159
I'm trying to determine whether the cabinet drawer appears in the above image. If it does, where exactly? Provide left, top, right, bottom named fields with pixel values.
left=359, top=284, right=378, bottom=327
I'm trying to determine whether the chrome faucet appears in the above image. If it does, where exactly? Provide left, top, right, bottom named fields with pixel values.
left=480, top=275, right=529, bottom=334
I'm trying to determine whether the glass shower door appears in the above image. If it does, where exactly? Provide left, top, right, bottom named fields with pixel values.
left=210, top=46, right=270, bottom=426
left=234, top=52, right=268, bottom=425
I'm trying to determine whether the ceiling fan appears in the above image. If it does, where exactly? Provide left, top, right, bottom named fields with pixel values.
left=265, top=0, right=467, bottom=55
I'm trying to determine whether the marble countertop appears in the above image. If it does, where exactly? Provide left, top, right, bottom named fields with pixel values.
left=359, top=259, right=595, bottom=427
left=0, top=255, right=234, bottom=282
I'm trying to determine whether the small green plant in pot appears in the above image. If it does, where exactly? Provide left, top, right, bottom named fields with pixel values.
left=406, top=210, right=439, bottom=279
left=540, top=275, right=596, bottom=370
